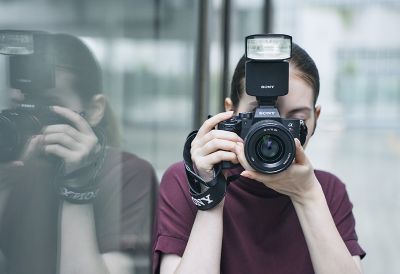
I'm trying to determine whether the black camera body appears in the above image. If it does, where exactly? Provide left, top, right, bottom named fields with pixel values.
left=0, top=30, right=71, bottom=162
left=0, top=30, right=102, bottom=164
left=218, top=34, right=308, bottom=174
left=0, top=104, right=69, bottom=162
left=218, top=107, right=307, bottom=174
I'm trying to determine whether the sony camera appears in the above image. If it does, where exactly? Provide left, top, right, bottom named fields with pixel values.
left=0, top=104, right=71, bottom=162
left=218, top=34, right=307, bottom=174
left=0, top=30, right=68, bottom=162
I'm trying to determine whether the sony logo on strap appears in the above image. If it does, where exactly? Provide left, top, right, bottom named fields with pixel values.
left=191, top=194, right=214, bottom=207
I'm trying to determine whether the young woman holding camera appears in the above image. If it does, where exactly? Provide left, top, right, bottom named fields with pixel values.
left=0, top=32, right=157, bottom=274
left=153, top=41, right=365, bottom=274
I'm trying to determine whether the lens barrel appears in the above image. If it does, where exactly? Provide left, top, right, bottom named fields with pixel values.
left=244, top=120, right=295, bottom=174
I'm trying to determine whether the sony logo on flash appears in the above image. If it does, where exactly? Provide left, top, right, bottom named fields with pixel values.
left=261, top=84, right=274, bottom=89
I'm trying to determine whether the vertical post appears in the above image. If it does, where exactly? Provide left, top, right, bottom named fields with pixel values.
left=263, top=0, right=272, bottom=33
left=221, top=0, right=231, bottom=109
left=193, top=0, right=210, bottom=129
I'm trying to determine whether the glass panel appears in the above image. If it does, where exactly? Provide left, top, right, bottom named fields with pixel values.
left=0, top=1, right=198, bottom=273
left=272, top=1, right=400, bottom=273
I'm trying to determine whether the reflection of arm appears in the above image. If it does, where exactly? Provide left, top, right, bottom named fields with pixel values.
left=0, top=189, right=11, bottom=229
left=59, top=151, right=157, bottom=274
left=59, top=202, right=135, bottom=274
left=0, top=163, right=21, bottom=274
left=161, top=201, right=224, bottom=274
left=0, top=189, right=11, bottom=273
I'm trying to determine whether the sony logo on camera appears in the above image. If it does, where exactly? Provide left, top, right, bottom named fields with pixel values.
left=258, top=111, right=277, bottom=116
left=255, top=108, right=279, bottom=118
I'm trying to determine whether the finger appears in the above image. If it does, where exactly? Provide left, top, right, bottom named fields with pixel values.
left=197, top=111, right=234, bottom=137
left=51, top=106, right=92, bottom=134
left=0, top=161, right=24, bottom=169
left=20, top=135, right=44, bottom=160
left=193, top=129, right=243, bottom=147
left=43, top=132, right=81, bottom=151
left=200, top=150, right=238, bottom=167
left=42, top=124, right=82, bottom=142
left=44, top=144, right=75, bottom=159
left=240, top=170, right=279, bottom=184
left=9, top=161, right=24, bottom=167
left=294, top=138, right=308, bottom=165
left=199, top=139, right=239, bottom=156
left=234, top=141, right=254, bottom=171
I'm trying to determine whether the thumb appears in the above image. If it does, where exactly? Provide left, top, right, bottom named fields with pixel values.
left=294, top=138, right=308, bottom=165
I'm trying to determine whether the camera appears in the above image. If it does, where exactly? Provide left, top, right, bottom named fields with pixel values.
left=0, top=30, right=70, bottom=162
left=218, top=34, right=308, bottom=174
left=0, top=104, right=71, bottom=162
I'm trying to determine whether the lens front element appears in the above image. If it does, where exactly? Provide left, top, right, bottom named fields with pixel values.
left=245, top=120, right=295, bottom=174
left=256, top=134, right=284, bottom=163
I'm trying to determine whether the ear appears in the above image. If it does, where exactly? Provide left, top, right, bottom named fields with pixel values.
left=224, top=97, right=234, bottom=112
left=311, top=105, right=321, bottom=135
left=86, top=94, right=106, bottom=127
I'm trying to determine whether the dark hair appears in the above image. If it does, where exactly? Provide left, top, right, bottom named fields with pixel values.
left=230, top=42, right=320, bottom=109
left=50, top=33, right=120, bottom=147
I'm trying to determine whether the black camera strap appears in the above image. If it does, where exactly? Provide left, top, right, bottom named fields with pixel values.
left=55, top=128, right=107, bottom=204
left=183, top=131, right=228, bottom=211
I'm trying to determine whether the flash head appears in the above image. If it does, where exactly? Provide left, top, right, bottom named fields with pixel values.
left=246, top=34, right=292, bottom=61
left=0, top=30, right=36, bottom=55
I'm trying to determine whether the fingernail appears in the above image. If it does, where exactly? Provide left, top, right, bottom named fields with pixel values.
left=241, top=171, right=252, bottom=179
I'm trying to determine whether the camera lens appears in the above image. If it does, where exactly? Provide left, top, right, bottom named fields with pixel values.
left=0, top=116, right=19, bottom=162
left=244, top=120, right=295, bottom=174
left=0, top=110, right=41, bottom=162
left=256, top=135, right=283, bottom=163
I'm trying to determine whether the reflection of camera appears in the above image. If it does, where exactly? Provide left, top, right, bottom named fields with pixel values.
left=218, top=34, right=307, bottom=174
left=0, top=104, right=69, bottom=162
left=0, top=30, right=55, bottom=93
left=0, top=30, right=66, bottom=162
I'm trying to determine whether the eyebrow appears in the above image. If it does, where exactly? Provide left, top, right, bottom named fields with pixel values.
left=285, top=107, right=313, bottom=117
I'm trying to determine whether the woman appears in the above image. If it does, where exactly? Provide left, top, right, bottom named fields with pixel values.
left=153, top=41, right=365, bottom=274
left=0, top=32, right=157, bottom=274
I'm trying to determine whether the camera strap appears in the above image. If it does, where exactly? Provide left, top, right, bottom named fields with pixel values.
left=183, top=130, right=228, bottom=211
left=55, top=128, right=107, bottom=204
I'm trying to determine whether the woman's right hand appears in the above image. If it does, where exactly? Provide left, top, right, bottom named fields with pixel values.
left=190, top=111, right=243, bottom=182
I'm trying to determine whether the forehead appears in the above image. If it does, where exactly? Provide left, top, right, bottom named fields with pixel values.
left=276, top=70, right=314, bottom=110
left=31, top=68, right=81, bottom=103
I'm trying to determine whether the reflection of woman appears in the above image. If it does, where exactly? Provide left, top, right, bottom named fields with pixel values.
left=153, top=43, right=365, bottom=274
left=0, top=33, right=157, bottom=274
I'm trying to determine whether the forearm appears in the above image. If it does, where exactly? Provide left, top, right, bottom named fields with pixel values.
left=292, top=183, right=361, bottom=274
left=0, top=189, right=10, bottom=271
left=174, top=200, right=224, bottom=274
left=59, top=202, right=109, bottom=274
left=0, top=189, right=11, bottom=228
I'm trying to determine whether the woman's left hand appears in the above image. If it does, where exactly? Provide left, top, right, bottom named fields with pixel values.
left=237, top=138, right=320, bottom=203
left=42, top=106, right=101, bottom=177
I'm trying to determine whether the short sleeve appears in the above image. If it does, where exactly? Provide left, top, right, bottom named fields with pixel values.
left=94, top=150, right=158, bottom=255
left=317, top=171, right=366, bottom=259
left=152, top=162, right=197, bottom=274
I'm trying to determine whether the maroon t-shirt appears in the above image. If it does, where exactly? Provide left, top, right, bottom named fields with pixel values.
left=152, top=162, right=365, bottom=274
left=0, top=148, right=158, bottom=274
